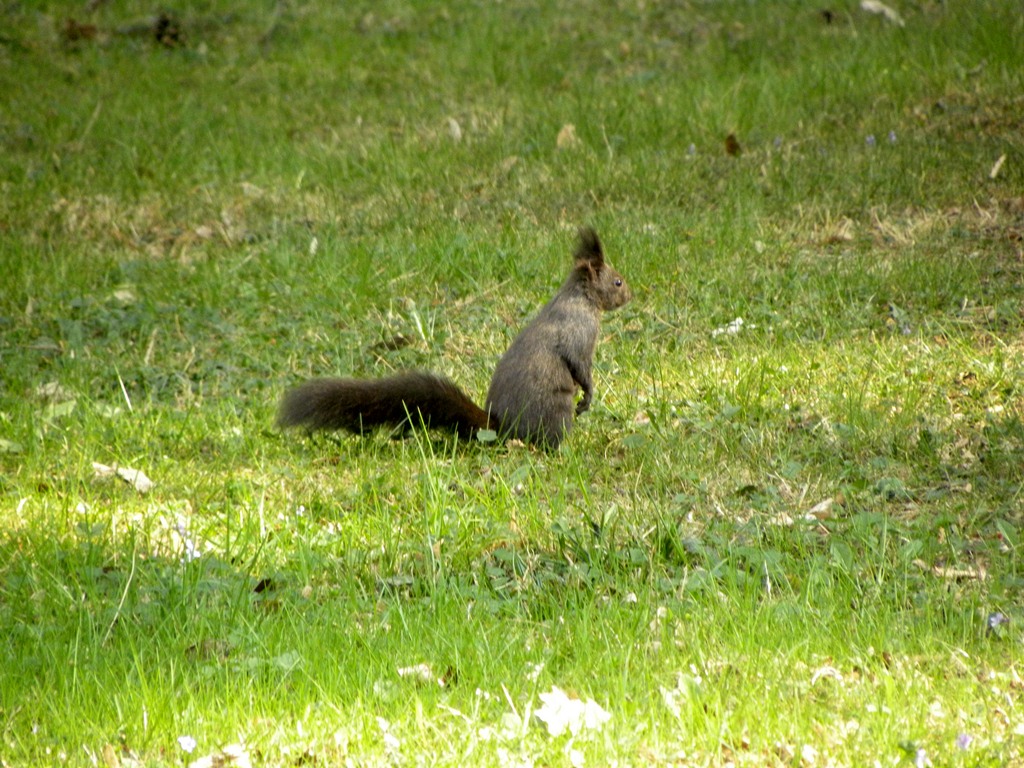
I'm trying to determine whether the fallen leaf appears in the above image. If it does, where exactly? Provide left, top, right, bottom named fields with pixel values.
left=774, top=741, right=796, bottom=761
left=556, top=123, right=580, bottom=150
left=989, top=153, right=1006, bottom=180
left=932, top=564, right=986, bottom=581
left=807, top=498, right=834, bottom=520
left=810, top=665, right=843, bottom=685
left=447, top=117, right=463, bottom=142
left=725, top=133, right=742, bottom=156
left=93, top=462, right=155, bottom=494
left=188, top=743, right=251, bottom=768
left=819, top=216, right=855, bottom=245
left=912, top=559, right=986, bottom=581
left=62, top=18, right=99, bottom=43
left=109, top=287, right=137, bottom=305
left=101, top=743, right=120, bottom=768
left=397, top=663, right=442, bottom=686
left=37, top=381, right=75, bottom=401
left=499, top=155, right=519, bottom=174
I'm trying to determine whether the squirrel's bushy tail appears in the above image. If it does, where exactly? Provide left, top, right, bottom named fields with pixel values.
left=277, top=372, right=491, bottom=438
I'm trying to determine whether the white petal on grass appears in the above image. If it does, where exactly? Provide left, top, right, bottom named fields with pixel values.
left=800, top=743, right=819, bottom=765
left=177, top=735, right=197, bottom=753
left=174, top=522, right=202, bottom=563
left=498, top=711, right=524, bottom=740
left=397, top=663, right=441, bottom=686
left=809, top=665, right=844, bottom=686
left=496, top=746, right=536, bottom=768
left=109, top=287, right=137, bottom=305
left=447, top=117, right=463, bottom=142
left=860, top=0, right=904, bottom=26
left=711, top=317, right=744, bottom=337
left=533, top=686, right=611, bottom=737
left=376, top=716, right=402, bottom=751
left=222, top=744, right=252, bottom=768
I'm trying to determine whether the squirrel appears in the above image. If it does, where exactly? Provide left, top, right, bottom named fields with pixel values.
left=277, top=227, right=631, bottom=449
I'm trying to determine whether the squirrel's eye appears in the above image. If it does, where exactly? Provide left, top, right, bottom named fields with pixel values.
left=614, top=279, right=622, bottom=287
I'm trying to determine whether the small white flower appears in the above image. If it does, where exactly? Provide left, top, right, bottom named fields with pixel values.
left=711, top=317, right=745, bottom=337
left=174, top=522, right=201, bottom=562
left=376, top=717, right=401, bottom=751
left=533, top=686, right=611, bottom=737
left=177, top=735, right=197, bottom=753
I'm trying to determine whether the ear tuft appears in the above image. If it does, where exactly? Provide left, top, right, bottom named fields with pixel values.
left=574, top=227, right=604, bottom=268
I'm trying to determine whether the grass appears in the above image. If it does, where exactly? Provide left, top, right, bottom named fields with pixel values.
left=1, top=0, right=1023, bottom=765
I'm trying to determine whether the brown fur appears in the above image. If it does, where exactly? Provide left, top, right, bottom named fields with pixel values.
left=277, top=228, right=631, bottom=448
left=277, top=371, right=490, bottom=438
left=484, top=227, right=630, bottom=447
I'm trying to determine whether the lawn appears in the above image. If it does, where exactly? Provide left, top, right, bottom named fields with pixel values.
left=1, top=1, right=1022, bottom=766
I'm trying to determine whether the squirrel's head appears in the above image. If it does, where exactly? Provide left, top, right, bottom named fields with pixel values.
left=573, top=227, right=631, bottom=312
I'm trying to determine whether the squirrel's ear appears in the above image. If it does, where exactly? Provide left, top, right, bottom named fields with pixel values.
left=574, top=227, right=604, bottom=271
